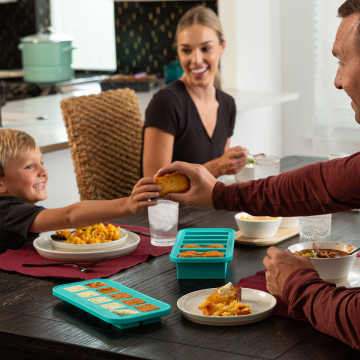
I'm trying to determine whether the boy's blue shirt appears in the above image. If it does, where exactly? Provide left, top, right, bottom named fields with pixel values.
left=0, top=196, right=45, bottom=253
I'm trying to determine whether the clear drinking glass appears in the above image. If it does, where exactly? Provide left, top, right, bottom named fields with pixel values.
left=148, top=199, right=179, bottom=246
left=254, top=156, right=280, bottom=180
left=299, top=214, right=332, bottom=242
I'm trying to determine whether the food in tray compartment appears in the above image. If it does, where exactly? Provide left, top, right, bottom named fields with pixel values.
left=295, top=248, right=349, bottom=258
left=55, top=223, right=121, bottom=244
left=182, top=244, right=225, bottom=249
left=96, top=287, right=119, bottom=294
left=154, top=171, right=190, bottom=197
left=134, top=304, right=160, bottom=312
left=100, top=302, right=125, bottom=310
left=64, top=285, right=87, bottom=292
left=198, top=282, right=253, bottom=316
left=109, top=292, right=132, bottom=300
left=85, top=282, right=108, bottom=288
left=240, top=216, right=278, bottom=221
left=76, top=291, right=99, bottom=298
left=112, top=309, right=140, bottom=316
left=88, top=296, right=112, bottom=304
left=178, top=250, right=225, bottom=258
left=121, top=298, right=146, bottom=306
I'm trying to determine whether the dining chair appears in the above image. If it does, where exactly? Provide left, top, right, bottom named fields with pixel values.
left=61, top=88, right=143, bottom=200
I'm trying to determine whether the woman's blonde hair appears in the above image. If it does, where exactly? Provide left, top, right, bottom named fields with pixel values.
left=0, top=129, right=36, bottom=177
left=175, top=6, right=224, bottom=88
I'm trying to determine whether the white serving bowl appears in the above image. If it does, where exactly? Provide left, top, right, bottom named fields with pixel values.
left=49, top=229, right=128, bottom=252
left=235, top=164, right=255, bottom=183
left=234, top=212, right=282, bottom=239
left=279, top=217, right=299, bottom=229
left=288, top=241, right=357, bottom=283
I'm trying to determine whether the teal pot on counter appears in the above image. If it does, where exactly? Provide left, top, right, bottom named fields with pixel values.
left=18, top=27, right=77, bottom=84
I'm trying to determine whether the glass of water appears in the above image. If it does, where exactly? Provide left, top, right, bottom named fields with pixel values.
left=299, top=214, right=332, bottom=242
left=148, top=199, right=179, bottom=247
left=254, top=156, right=280, bottom=180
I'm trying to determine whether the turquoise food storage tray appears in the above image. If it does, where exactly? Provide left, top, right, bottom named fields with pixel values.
left=53, top=279, right=171, bottom=329
left=170, top=228, right=235, bottom=279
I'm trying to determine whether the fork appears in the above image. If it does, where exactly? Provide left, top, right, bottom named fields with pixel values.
left=22, top=257, right=108, bottom=269
left=39, top=257, right=108, bottom=268
left=23, top=263, right=92, bottom=272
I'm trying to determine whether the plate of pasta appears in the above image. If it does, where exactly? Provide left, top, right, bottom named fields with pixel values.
left=49, top=223, right=128, bottom=252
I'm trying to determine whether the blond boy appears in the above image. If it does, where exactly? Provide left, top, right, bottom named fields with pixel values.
left=0, top=129, right=161, bottom=253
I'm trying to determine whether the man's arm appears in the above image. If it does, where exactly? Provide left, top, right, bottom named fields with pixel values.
left=284, top=268, right=360, bottom=350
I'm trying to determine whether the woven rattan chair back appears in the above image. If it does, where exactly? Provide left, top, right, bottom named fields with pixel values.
left=61, top=88, right=143, bottom=200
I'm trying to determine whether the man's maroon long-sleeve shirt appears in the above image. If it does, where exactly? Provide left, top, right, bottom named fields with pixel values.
left=212, top=154, right=360, bottom=349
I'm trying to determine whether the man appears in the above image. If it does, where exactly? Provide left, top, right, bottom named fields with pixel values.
left=155, top=0, right=360, bottom=350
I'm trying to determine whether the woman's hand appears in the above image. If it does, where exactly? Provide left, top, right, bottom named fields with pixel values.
left=126, top=178, right=161, bottom=214
left=217, top=146, right=249, bottom=175
left=155, top=162, right=217, bottom=208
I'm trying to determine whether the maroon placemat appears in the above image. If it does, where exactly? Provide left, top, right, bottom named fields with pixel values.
left=0, top=225, right=172, bottom=280
left=235, top=270, right=290, bottom=318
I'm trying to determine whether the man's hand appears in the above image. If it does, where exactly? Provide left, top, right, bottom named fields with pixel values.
left=263, top=247, right=315, bottom=302
left=154, top=161, right=217, bottom=207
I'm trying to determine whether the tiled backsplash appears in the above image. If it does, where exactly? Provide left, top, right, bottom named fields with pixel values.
left=0, top=0, right=50, bottom=69
left=114, top=1, right=217, bottom=76
left=0, top=0, right=217, bottom=77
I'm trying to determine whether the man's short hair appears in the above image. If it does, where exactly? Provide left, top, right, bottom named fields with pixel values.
left=338, top=0, right=360, bottom=49
left=0, top=129, right=36, bottom=177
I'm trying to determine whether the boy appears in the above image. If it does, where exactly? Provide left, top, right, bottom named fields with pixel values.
left=0, top=129, right=161, bottom=254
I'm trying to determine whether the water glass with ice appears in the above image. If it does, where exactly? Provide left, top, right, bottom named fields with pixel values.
left=299, top=214, right=332, bottom=242
left=254, top=156, right=280, bottom=180
left=148, top=199, right=179, bottom=247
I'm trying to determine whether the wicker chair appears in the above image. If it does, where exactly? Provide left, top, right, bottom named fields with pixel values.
left=61, top=88, right=143, bottom=200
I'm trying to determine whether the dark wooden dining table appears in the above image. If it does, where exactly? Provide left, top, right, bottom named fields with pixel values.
left=1, top=156, right=360, bottom=360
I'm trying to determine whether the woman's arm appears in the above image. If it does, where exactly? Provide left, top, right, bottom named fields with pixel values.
left=29, top=178, right=160, bottom=233
left=142, top=127, right=175, bottom=177
left=203, top=138, right=248, bottom=178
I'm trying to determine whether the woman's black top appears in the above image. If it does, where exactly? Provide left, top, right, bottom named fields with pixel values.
left=143, top=80, right=236, bottom=171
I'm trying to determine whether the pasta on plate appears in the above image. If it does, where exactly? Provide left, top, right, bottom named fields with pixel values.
left=56, top=223, right=121, bottom=244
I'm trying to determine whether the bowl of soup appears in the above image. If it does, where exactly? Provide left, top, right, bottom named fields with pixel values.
left=288, top=241, right=357, bottom=283
left=234, top=212, right=282, bottom=238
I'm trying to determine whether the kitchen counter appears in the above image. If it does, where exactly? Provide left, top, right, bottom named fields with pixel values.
left=1, top=82, right=298, bottom=153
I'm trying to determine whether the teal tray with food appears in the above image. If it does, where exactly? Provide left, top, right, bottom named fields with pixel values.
left=170, top=228, right=235, bottom=279
left=53, top=279, right=171, bottom=329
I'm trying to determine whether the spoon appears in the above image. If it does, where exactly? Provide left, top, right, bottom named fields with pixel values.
left=348, top=247, right=359, bottom=256
left=50, top=231, right=75, bottom=241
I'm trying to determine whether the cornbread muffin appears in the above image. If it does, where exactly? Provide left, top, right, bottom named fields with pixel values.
left=154, top=171, right=190, bottom=197
left=199, top=282, right=253, bottom=316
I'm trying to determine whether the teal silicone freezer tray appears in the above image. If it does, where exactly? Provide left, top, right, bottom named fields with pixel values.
left=170, top=228, right=235, bottom=279
left=53, top=279, right=171, bottom=329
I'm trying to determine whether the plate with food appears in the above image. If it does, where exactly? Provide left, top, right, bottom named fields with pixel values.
left=177, top=282, right=277, bottom=326
left=49, top=223, right=128, bottom=252
left=33, top=230, right=140, bottom=261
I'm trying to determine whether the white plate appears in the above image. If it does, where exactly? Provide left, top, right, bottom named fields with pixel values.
left=33, top=231, right=140, bottom=261
left=49, top=229, right=128, bottom=252
left=177, top=287, right=277, bottom=326
left=337, top=257, right=360, bottom=288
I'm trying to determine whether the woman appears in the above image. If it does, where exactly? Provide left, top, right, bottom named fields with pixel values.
left=142, top=6, right=249, bottom=178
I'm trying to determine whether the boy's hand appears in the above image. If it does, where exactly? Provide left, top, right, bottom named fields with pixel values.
left=126, top=178, right=161, bottom=214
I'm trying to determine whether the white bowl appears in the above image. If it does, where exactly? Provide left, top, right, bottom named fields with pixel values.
left=279, top=217, right=299, bottom=229
left=49, top=229, right=128, bottom=252
left=235, top=164, right=255, bottom=183
left=288, top=241, right=356, bottom=283
left=234, top=212, right=282, bottom=239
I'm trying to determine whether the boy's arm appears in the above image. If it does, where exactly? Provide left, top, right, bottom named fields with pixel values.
left=29, top=178, right=160, bottom=233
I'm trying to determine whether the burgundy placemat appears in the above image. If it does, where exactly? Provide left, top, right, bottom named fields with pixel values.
left=235, top=270, right=290, bottom=318
left=0, top=225, right=172, bottom=280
